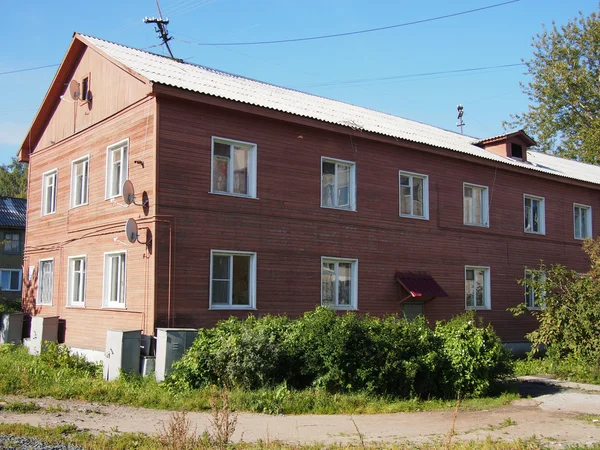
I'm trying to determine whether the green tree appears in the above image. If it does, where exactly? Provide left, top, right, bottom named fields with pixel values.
left=505, top=11, right=600, bottom=164
left=0, top=157, right=28, bottom=198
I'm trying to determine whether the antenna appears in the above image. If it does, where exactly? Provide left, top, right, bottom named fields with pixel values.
left=125, top=218, right=139, bottom=244
left=143, top=0, right=176, bottom=59
left=121, top=180, right=149, bottom=207
left=69, top=80, right=80, bottom=100
left=456, top=104, right=465, bottom=135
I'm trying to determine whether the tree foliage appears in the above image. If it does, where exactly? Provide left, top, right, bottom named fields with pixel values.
left=512, top=238, right=600, bottom=372
left=506, top=11, right=600, bottom=163
left=0, top=157, right=27, bottom=198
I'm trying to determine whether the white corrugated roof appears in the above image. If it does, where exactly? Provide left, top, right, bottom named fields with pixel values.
left=80, top=34, right=600, bottom=187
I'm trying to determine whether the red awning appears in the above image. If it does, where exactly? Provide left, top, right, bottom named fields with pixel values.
left=395, top=272, right=448, bottom=299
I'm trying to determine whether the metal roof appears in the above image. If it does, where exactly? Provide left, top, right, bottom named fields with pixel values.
left=0, top=197, right=27, bottom=228
left=395, top=273, right=448, bottom=299
left=79, top=34, right=600, bottom=187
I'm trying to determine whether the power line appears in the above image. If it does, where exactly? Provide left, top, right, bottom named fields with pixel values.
left=173, top=0, right=519, bottom=46
left=294, top=63, right=525, bottom=89
left=0, top=64, right=60, bottom=76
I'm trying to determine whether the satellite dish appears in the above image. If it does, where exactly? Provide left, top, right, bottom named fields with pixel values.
left=125, top=218, right=138, bottom=244
left=69, top=80, right=80, bottom=100
left=122, top=180, right=135, bottom=205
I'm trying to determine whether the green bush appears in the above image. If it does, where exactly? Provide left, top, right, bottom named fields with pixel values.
left=169, top=308, right=513, bottom=399
left=0, top=298, right=21, bottom=315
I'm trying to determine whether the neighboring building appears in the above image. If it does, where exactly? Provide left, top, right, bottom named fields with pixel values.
left=0, top=197, right=26, bottom=301
left=17, top=33, right=600, bottom=360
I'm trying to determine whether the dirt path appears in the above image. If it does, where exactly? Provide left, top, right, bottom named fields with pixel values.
left=1, top=378, right=599, bottom=447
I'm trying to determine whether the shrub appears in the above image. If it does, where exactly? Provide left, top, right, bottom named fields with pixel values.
left=169, top=308, right=512, bottom=399
left=0, top=298, right=21, bottom=315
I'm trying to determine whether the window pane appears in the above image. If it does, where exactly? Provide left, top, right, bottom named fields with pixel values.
left=73, top=271, right=81, bottom=303
left=110, top=256, right=119, bottom=302
left=233, top=146, right=249, bottom=195
left=212, top=280, right=229, bottom=304
left=475, top=270, right=485, bottom=306
left=0, top=271, right=9, bottom=290
left=322, top=162, right=335, bottom=207
left=338, top=263, right=352, bottom=305
left=524, top=198, right=531, bottom=231
left=465, top=278, right=474, bottom=306
left=575, top=208, right=581, bottom=237
left=473, top=187, right=482, bottom=224
left=321, top=262, right=335, bottom=305
left=400, top=185, right=411, bottom=215
left=212, top=255, right=230, bottom=280
left=9, top=271, right=19, bottom=291
left=464, top=190, right=473, bottom=224
left=337, top=165, right=350, bottom=207
left=213, top=142, right=230, bottom=157
left=111, top=151, right=122, bottom=196
left=232, top=255, right=250, bottom=305
left=532, top=200, right=539, bottom=232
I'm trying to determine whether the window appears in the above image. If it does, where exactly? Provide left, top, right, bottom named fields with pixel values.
left=41, top=169, right=57, bottom=216
left=524, top=195, right=545, bottom=234
left=67, top=256, right=86, bottom=307
left=321, top=158, right=356, bottom=210
left=211, top=137, right=257, bottom=197
left=463, top=183, right=489, bottom=227
left=524, top=269, right=545, bottom=309
left=511, top=143, right=523, bottom=159
left=71, top=156, right=89, bottom=207
left=210, top=250, right=256, bottom=309
left=321, top=257, right=358, bottom=309
left=105, top=139, right=128, bottom=199
left=0, top=269, right=21, bottom=291
left=37, top=259, right=54, bottom=305
left=399, top=171, right=428, bottom=219
left=574, top=204, right=592, bottom=240
left=2, top=232, right=21, bottom=254
left=465, top=266, right=490, bottom=309
left=103, top=251, right=126, bottom=308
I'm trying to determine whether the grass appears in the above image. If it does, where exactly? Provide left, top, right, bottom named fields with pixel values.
left=1, top=423, right=600, bottom=450
left=515, top=357, right=600, bottom=385
left=2, top=400, right=41, bottom=413
left=0, top=344, right=518, bottom=415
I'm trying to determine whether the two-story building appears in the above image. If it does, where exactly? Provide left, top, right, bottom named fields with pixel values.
left=0, top=197, right=26, bottom=301
left=18, top=33, right=600, bottom=360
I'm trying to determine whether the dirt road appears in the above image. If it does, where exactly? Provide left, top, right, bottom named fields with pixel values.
left=1, top=377, right=599, bottom=447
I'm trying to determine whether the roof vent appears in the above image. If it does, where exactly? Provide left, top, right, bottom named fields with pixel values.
left=474, top=130, right=536, bottom=163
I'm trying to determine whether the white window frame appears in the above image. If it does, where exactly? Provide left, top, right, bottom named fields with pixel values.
left=37, top=258, right=54, bottom=306
left=320, top=157, right=357, bottom=211
left=209, top=250, right=257, bottom=310
left=70, top=155, right=90, bottom=208
left=102, top=251, right=127, bottom=309
left=574, top=203, right=592, bottom=240
left=210, top=137, right=257, bottom=198
left=399, top=171, right=429, bottom=220
left=464, top=265, right=491, bottom=310
left=67, top=255, right=87, bottom=307
left=0, top=269, right=22, bottom=292
left=524, top=269, right=545, bottom=310
left=105, top=139, right=129, bottom=200
left=41, top=169, right=58, bottom=216
left=524, top=194, right=545, bottom=235
left=321, top=257, right=358, bottom=310
left=463, top=182, right=489, bottom=227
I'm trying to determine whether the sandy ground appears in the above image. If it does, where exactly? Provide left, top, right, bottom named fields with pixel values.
left=1, top=377, right=599, bottom=447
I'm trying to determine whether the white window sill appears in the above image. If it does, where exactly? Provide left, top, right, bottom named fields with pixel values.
left=41, top=212, right=57, bottom=217
left=524, top=230, right=545, bottom=236
left=66, top=305, right=86, bottom=309
left=465, top=306, right=491, bottom=311
left=400, top=214, right=429, bottom=221
left=35, top=303, right=53, bottom=307
left=574, top=236, right=591, bottom=241
left=526, top=306, right=544, bottom=311
left=69, top=203, right=89, bottom=210
left=320, top=205, right=356, bottom=212
left=464, top=223, right=489, bottom=228
left=209, top=306, right=256, bottom=310
left=105, top=195, right=123, bottom=201
left=323, top=305, right=357, bottom=311
left=209, top=191, right=258, bottom=200
left=102, top=305, right=127, bottom=310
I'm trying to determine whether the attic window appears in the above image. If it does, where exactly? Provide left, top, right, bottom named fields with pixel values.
left=81, top=77, right=89, bottom=102
left=510, top=143, right=523, bottom=159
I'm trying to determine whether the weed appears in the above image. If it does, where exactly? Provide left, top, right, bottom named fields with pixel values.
left=3, top=400, right=40, bottom=413
left=207, top=386, right=238, bottom=449
left=159, top=408, right=199, bottom=450
left=443, top=394, right=460, bottom=450
left=45, top=404, right=69, bottom=414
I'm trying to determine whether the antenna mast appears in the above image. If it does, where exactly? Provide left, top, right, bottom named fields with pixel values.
left=456, top=104, right=465, bottom=134
left=144, top=0, right=176, bottom=59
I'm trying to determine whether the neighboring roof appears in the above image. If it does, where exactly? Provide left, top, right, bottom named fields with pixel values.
left=21, top=33, right=600, bottom=187
left=395, top=273, right=448, bottom=299
left=0, top=197, right=27, bottom=228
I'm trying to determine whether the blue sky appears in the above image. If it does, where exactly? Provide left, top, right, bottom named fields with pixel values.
left=1, top=0, right=598, bottom=165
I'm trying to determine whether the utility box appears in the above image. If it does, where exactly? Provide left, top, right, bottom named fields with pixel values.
left=155, top=328, right=197, bottom=382
left=103, top=329, right=141, bottom=381
left=141, top=356, right=156, bottom=377
left=0, top=312, right=23, bottom=345
left=28, top=315, right=59, bottom=355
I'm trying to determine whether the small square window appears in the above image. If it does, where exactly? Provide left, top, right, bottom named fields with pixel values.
left=321, top=257, right=358, bottom=310
left=81, top=77, right=89, bottom=102
left=71, top=156, right=89, bottom=208
left=524, top=269, right=545, bottom=309
left=399, top=171, right=428, bottom=219
left=511, top=143, right=523, bottom=159
left=0, top=269, right=21, bottom=291
left=67, top=256, right=86, bottom=307
left=574, top=204, right=592, bottom=240
left=41, top=169, right=58, bottom=216
left=321, top=158, right=356, bottom=210
left=465, top=266, right=490, bottom=310
left=105, top=140, right=128, bottom=199
left=524, top=195, right=545, bottom=235
left=463, top=183, right=489, bottom=227
left=103, top=251, right=126, bottom=308
left=2, top=233, right=21, bottom=254
left=37, top=259, right=54, bottom=305
left=211, top=138, right=257, bottom=198
left=210, top=250, right=256, bottom=309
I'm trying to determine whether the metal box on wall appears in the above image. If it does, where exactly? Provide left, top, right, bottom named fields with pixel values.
left=103, top=329, right=142, bottom=381
left=28, top=315, right=59, bottom=355
left=0, top=312, right=23, bottom=345
left=155, top=328, right=197, bottom=382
